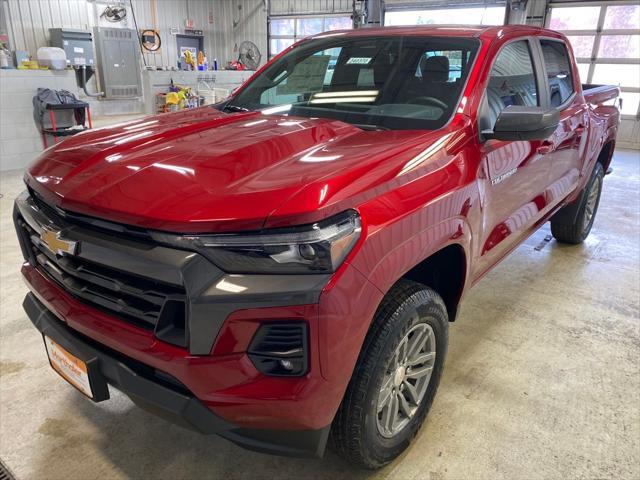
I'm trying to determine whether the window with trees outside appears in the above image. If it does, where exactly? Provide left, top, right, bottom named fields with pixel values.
left=548, top=2, right=640, bottom=118
left=269, top=16, right=353, bottom=59
left=384, top=6, right=505, bottom=27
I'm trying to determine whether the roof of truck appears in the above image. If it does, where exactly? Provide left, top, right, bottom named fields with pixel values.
left=311, top=24, right=561, bottom=40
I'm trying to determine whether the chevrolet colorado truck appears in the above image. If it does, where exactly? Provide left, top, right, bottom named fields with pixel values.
left=14, top=25, right=619, bottom=468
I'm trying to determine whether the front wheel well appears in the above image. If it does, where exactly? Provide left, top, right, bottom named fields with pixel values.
left=400, top=244, right=466, bottom=322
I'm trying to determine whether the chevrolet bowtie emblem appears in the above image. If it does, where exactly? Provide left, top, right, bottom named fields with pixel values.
left=40, top=229, right=78, bottom=256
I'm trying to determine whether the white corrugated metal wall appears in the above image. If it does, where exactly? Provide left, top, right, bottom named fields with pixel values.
left=1, top=0, right=267, bottom=68
left=3, top=0, right=92, bottom=58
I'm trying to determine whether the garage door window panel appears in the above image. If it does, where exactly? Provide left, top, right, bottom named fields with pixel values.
left=576, top=62, right=590, bottom=83
left=592, top=64, right=640, bottom=89
left=298, top=18, right=324, bottom=37
left=270, top=38, right=294, bottom=57
left=618, top=91, right=640, bottom=116
left=268, top=15, right=352, bottom=58
left=325, top=17, right=352, bottom=31
left=384, top=6, right=505, bottom=26
left=271, top=19, right=294, bottom=36
left=603, top=5, right=640, bottom=30
left=598, top=35, right=640, bottom=59
left=549, top=6, right=601, bottom=31
left=566, top=35, right=596, bottom=59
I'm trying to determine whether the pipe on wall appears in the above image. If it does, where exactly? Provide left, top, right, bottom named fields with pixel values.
left=363, top=0, right=382, bottom=27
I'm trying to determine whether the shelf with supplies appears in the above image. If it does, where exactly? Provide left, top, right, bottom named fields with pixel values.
left=141, top=69, right=254, bottom=114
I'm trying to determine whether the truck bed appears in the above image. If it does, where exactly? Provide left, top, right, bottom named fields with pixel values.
left=582, top=84, right=620, bottom=105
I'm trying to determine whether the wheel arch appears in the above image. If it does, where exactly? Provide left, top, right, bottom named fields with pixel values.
left=552, top=139, right=613, bottom=226
left=399, top=243, right=467, bottom=322
left=596, top=139, right=615, bottom=173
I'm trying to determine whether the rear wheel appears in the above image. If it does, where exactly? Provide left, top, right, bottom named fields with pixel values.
left=551, top=162, right=604, bottom=244
left=331, top=280, right=448, bottom=469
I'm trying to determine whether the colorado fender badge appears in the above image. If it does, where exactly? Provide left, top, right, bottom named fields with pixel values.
left=491, top=167, right=518, bottom=186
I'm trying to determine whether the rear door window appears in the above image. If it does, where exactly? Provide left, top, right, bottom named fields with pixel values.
left=540, top=39, right=575, bottom=107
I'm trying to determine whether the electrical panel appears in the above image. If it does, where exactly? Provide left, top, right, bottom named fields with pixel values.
left=93, top=27, right=142, bottom=99
left=49, top=28, right=94, bottom=67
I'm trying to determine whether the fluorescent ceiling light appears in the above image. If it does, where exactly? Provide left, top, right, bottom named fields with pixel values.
left=310, top=97, right=377, bottom=104
left=262, top=104, right=292, bottom=115
left=313, top=90, right=378, bottom=98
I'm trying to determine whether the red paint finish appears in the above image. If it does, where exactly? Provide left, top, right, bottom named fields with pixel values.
left=21, top=26, right=620, bottom=434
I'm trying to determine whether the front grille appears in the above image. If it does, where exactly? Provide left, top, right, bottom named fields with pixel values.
left=19, top=219, right=187, bottom=332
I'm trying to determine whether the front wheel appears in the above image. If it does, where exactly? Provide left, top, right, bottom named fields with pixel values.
left=330, top=280, right=448, bottom=469
left=551, top=162, right=604, bottom=244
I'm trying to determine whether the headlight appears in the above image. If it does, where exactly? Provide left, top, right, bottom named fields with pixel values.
left=151, top=210, right=361, bottom=274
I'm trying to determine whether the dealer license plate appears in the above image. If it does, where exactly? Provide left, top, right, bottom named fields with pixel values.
left=44, top=336, right=94, bottom=399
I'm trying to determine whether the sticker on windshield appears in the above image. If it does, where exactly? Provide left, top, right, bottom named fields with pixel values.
left=346, top=57, right=372, bottom=65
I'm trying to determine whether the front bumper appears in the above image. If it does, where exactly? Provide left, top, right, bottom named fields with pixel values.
left=24, top=292, right=330, bottom=457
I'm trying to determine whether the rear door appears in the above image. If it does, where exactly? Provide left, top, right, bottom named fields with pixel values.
left=535, top=38, right=588, bottom=207
left=474, top=38, right=555, bottom=277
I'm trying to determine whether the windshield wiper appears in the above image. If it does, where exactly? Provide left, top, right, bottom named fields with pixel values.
left=353, top=124, right=390, bottom=131
left=222, top=104, right=250, bottom=113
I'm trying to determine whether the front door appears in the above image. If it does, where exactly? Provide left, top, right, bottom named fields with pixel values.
left=474, top=39, right=555, bottom=278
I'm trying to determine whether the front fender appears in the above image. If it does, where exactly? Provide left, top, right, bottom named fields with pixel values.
left=353, top=215, right=472, bottom=296
left=351, top=178, right=476, bottom=299
left=314, top=215, right=472, bottom=416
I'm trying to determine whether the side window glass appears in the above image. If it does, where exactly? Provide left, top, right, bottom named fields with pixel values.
left=483, top=40, right=539, bottom=129
left=540, top=40, right=575, bottom=107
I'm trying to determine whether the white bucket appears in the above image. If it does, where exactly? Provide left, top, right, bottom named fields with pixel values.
left=198, top=81, right=230, bottom=105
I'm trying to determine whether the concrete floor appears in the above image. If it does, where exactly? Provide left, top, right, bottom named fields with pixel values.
left=1, top=149, right=638, bottom=480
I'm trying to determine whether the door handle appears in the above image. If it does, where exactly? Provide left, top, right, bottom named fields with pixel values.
left=537, top=141, right=555, bottom=155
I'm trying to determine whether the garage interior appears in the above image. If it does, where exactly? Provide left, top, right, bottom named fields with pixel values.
left=0, top=0, right=638, bottom=479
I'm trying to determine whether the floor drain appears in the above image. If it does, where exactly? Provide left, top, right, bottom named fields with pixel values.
left=0, top=459, right=16, bottom=480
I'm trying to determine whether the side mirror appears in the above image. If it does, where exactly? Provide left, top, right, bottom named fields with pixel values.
left=482, top=105, right=560, bottom=141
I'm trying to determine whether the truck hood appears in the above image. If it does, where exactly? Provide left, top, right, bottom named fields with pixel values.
left=26, top=107, right=461, bottom=233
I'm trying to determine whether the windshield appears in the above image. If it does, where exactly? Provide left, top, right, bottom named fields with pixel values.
left=223, top=35, right=480, bottom=130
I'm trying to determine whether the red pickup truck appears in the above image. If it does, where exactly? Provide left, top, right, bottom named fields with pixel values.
left=15, top=25, right=619, bottom=468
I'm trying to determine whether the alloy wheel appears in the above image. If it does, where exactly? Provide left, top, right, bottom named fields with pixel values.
left=583, top=175, right=602, bottom=233
left=376, top=322, right=436, bottom=438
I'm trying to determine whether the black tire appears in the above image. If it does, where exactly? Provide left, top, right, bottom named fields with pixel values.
left=330, top=279, right=448, bottom=469
left=551, top=162, right=604, bottom=244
